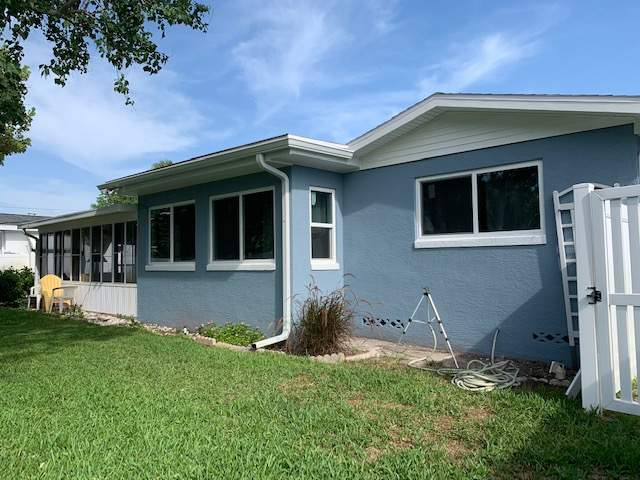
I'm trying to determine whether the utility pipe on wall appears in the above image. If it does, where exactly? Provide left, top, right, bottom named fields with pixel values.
left=251, top=153, right=291, bottom=349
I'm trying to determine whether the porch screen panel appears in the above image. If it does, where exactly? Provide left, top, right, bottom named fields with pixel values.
left=71, top=229, right=80, bottom=281
left=81, top=228, right=91, bottom=282
left=39, top=234, right=47, bottom=276
left=54, top=231, right=63, bottom=277
left=91, top=226, right=101, bottom=282
left=125, top=221, right=137, bottom=284
left=113, top=223, right=124, bottom=283
left=62, top=230, right=71, bottom=281
left=102, top=224, right=113, bottom=283
left=46, top=233, right=54, bottom=275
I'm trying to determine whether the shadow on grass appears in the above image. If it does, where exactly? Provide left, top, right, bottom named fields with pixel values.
left=0, top=308, right=135, bottom=364
left=486, top=383, right=640, bottom=479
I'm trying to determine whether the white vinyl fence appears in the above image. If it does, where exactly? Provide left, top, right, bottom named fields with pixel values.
left=574, top=183, right=640, bottom=415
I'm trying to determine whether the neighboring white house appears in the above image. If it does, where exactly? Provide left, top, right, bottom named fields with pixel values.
left=0, top=213, right=49, bottom=271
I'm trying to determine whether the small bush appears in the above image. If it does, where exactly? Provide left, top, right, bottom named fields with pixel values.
left=0, top=267, right=34, bottom=307
left=286, top=282, right=361, bottom=356
left=63, top=304, right=85, bottom=321
left=198, top=323, right=264, bottom=346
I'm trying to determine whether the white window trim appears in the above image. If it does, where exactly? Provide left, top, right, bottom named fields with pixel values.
left=414, top=160, right=546, bottom=249
left=309, top=186, right=339, bottom=270
left=207, top=186, right=276, bottom=271
left=146, top=200, right=196, bottom=271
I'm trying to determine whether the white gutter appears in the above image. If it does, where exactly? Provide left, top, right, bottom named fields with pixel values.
left=251, top=153, right=292, bottom=349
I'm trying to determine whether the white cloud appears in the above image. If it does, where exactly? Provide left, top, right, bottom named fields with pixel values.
left=231, top=0, right=399, bottom=118
left=24, top=42, right=208, bottom=177
left=232, top=1, right=342, bottom=99
left=418, top=32, right=538, bottom=95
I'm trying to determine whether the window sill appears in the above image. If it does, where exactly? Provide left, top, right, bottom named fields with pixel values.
left=207, top=261, right=276, bottom=271
left=145, top=262, right=196, bottom=272
left=414, top=232, right=546, bottom=249
left=311, top=261, right=340, bottom=271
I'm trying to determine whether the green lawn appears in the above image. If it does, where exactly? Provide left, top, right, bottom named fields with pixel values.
left=1, top=309, right=639, bottom=479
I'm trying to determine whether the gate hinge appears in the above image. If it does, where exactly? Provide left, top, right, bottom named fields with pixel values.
left=587, top=287, right=602, bottom=304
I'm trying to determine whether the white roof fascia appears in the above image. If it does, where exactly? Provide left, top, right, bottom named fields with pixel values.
left=22, top=204, right=137, bottom=229
left=100, top=135, right=354, bottom=194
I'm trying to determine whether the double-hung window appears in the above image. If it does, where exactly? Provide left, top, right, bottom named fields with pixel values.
left=415, top=160, right=545, bottom=248
left=208, top=188, right=275, bottom=271
left=310, top=187, right=338, bottom=269
left=147, top=201, right=196, bottom=271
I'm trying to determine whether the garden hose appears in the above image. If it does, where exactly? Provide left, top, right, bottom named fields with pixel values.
left=408, top=329, right=521, bottom=392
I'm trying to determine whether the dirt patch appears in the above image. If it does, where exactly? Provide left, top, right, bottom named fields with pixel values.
left=465, top=405, right=492, bottom=422
left=445, top=438, right=472, bottom=464
left=433, top=415, right=454, bottom=433
left=387, top=424, right=414, bottom=450
left=346, top=394, right=364, bottom=407
left=365, top=446, right=383, bottom=463
left=278, top=374, right=314, bottom=394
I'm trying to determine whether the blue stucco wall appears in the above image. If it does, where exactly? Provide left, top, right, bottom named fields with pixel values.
left=290, top=166, right=344, bottom=308
left=137, top=172, right=283, bottom=333
left=343, top=125, right=639, bottom=364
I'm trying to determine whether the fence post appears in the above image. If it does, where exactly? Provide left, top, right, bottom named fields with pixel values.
left=573, top=183, right=600, bottom=410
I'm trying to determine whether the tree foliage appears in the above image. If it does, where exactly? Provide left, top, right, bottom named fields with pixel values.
left=0, top=0, right=210, bottom=162
left=151, top=159, right=173, bottom=169
left=0, top=47, right=35, bottom=164
left=91, top=189, right=136, bottom=209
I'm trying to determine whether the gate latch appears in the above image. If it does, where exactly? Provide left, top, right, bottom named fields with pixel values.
left=587, top=287, right=602, bottom=304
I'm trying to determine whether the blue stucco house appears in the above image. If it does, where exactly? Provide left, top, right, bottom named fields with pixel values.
left=26, top=93, right=640, bottom=365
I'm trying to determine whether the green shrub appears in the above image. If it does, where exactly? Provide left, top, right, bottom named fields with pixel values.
left=0, top=267, right=34, bottom=307
left=198, top=323, right=264, bottom=346
left=286, top=282, right=361, bottom=356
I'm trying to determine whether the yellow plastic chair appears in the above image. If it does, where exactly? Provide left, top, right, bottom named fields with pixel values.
left=40, top=274, right=77, bottom=313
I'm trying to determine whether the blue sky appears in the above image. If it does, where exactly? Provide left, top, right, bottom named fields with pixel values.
left=2, top=0, right=639, bottom=215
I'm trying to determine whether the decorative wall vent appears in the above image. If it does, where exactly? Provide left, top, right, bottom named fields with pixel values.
left=532, top=332, right=570, bottom=344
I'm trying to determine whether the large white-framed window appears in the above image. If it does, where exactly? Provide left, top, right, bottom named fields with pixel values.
left=147, top=200, right=196, bottom=271
left=208, top=187, right=276, bottom=271
left=310, top=187, right=338, bottom=270
left=415, top=160, right=545, bottom=248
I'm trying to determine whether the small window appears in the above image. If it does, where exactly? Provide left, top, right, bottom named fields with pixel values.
left=209, top=188, right=275, bottom=270
left=416, top=161, right=545, bottom=248
left=477, top=165, right=540, bottom=232
left=148, top=202, right=195, bottom=269
left=310, top=188, right=337, bottom=268
left=243, top=190, right=274, bottom=260
left=420, top=176, right=473, bottom=235
left=213, top=196, right=239, bottom=260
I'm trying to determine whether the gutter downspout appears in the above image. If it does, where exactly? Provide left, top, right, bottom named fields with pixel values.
left=251, top=153, right=291, bottom=349
left=22, top=228, right=39, bottom=274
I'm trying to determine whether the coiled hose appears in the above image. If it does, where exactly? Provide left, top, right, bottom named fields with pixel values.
left=408, top=329, right=521, bottom=392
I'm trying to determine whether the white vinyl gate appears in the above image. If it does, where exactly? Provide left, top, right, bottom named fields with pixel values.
left=574, top=183, right=640, bottom=415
